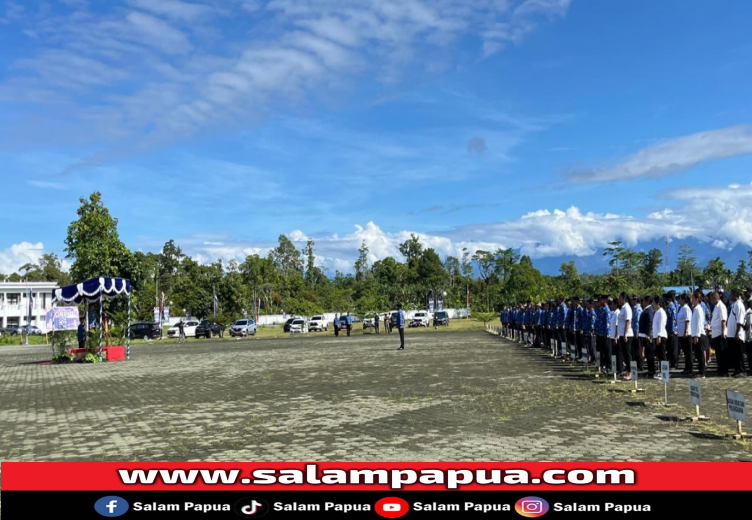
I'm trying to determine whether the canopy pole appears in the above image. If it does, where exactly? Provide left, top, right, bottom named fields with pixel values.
left=98, top=286, right=103, bottom=361
left=127, top=292, right=131, bottom=360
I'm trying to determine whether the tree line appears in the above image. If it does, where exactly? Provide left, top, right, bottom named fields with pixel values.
left=3, top=192, right=751, bottom=324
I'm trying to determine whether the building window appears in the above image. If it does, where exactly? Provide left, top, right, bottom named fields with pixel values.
left=7, top=294, right=20, bottom=305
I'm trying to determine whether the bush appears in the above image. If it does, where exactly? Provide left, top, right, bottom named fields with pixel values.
left=50, top=330, right=77, bottom=359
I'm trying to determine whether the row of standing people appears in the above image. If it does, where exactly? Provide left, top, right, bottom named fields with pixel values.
left=500, top=289, right=752, bottom=380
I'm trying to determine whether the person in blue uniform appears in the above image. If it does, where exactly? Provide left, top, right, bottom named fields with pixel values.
left=396, top=304, right=406, bottom=350
left=631, top=295, right=643, bottom=370
left=583, top=299, right=596, bottom=362
left=664, top=292, right=679, bottom=368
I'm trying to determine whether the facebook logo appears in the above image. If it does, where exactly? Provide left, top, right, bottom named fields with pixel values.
left=94, top=496, right=129, bottom=517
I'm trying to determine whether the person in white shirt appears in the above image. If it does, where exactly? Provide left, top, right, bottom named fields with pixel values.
left=727, top=290, right=747, bottom=378
left=650, top=298, right=667, bottom=378
left=609, top=299, right=621, bottom=373
left=617, top=292, right=634, bottom=380
left=709, top=291, right=728, bottom=376
left=690, top=291, right=707, bottom=378
left=677, top=294, right=693, bottom=375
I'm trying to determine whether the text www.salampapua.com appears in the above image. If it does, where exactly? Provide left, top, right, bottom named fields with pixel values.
left=118, top=466, right=635, bottom=489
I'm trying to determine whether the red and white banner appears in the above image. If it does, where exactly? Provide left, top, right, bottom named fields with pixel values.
left=3, top=462, right=751, bottom=491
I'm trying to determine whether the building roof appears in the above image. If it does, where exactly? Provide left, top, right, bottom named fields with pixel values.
left=0, top=282, right=58, bottom=290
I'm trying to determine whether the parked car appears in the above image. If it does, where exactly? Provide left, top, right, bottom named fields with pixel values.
left=229, top=319, right=256, bottom=337
left=129, top=322, right=161, bottom=340
left=283, top=318, right=295, bottom=333
left=362, top=315, right=375, bottom=329
left=166, top=320, right=200, bottom=338
left=25, top=325, right=44, bottom=335
left=433, top=311, right=450, bottom=327
left=308, top=315, right=328, bottom=332
left=195, top=320, right=224, bottom=339
left=289, top=318, right=308, bottom=334
left=409, top=311, right=430, bottom=327
left=4, top=325, right=25, bottom=336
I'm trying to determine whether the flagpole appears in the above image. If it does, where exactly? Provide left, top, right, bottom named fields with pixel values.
left=25, top=284, right=31, bottom=345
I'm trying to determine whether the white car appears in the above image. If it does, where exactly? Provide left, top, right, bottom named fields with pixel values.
left=409, top=311, right=430, bottom=327
left=308, top=315, right=328, bottom=332
left=167, top=320, right=200, bottom=338
left=289, top=318, right=308, bottom=334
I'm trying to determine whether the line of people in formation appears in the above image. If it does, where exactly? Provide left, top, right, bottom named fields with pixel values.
left=500, top=289, right=752, bottom=380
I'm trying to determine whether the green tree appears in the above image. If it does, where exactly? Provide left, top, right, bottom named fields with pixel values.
left=64, top=192, right=136, bottom=282
left=703, top=257, right=731, bottom=290
left=558, top=261, right=581, bottom=297
left=733, top=260, right=749, bottom=290
left=443, top=256, right=460, bottom=288
left=676, top=244, right=698, bottom=287
left=354, top=241, right=370, bottom=282
left=19, top=253, right=71, bottom=285
left=640, top=248, right=663, bottom=289
left=506, top=256, right=546, bottom=304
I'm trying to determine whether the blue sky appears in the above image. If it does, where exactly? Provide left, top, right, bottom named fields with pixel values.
left=2, top=0, right=752, bottom=275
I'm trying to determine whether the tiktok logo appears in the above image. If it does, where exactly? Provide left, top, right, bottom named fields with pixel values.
left=235, top=498, right=269, bottom=517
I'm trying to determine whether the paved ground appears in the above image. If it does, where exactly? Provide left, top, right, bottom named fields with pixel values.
left=0, top=330, right=750, bottom=462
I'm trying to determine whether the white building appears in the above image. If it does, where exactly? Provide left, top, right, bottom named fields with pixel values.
left=0, top=282, right=57, bottom=329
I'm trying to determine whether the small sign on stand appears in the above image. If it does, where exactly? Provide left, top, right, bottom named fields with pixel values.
left=560, top=342, right=566, bottom=360
left=611, top=355, right=618, bottom=384
left=685, top=380, right=708, bottom=422
left=594, top=351, right=601, bottom=379
left=551, top=338, right=556, bottom=357
left=726, top=390, right=747, bottom=440
left=630, top=361, right=644, bottom=393
left=581, top=347, right=589, bottom=374
left=660, top=361, right=676, bottom=407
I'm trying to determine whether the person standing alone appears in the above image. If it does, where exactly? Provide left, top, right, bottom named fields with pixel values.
left=77, top=320, right=87, bottom=350
left=396, top=304, right=406, bottom=350
left=178, top=319, right=186, bottom=343
left=374, top=313, right=380, bottom=334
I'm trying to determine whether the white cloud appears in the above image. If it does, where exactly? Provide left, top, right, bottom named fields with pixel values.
left=28, top=180, right=67, bottom=190
left=0, top=242, right=45, bottom=275
left=1, top=0, right=571, bottom=157
left=125, top=12, right=193, bottom=55
left=170, top=181, right=752, bottom=272
left=569, top=125, right=752, bottom=183
left=127, top=0, right=212, bottom=22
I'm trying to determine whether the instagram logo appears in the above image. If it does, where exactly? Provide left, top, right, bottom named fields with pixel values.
left=515, top=497, right=549, bottom=518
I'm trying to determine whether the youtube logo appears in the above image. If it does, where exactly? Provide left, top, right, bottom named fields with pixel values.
left=375, top=497, right=409, bottom=519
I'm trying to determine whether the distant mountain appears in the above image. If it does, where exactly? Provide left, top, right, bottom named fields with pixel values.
left=530, top=238, right=750, bottom=276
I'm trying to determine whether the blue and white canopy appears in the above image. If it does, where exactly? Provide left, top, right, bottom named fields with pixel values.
left=52, top=277, right=131, bottom=304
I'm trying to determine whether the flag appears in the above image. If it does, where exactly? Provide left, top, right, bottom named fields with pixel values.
left=466, top=287, right=471, bottom=308
left=213, top=286, right=219, bottom=316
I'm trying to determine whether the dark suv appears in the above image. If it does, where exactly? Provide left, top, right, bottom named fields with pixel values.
left=129, top=322, right=161, bottom=340
left=196, top=320, right=224, bottom=339
left=433, top=311, right=449, bottom=326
